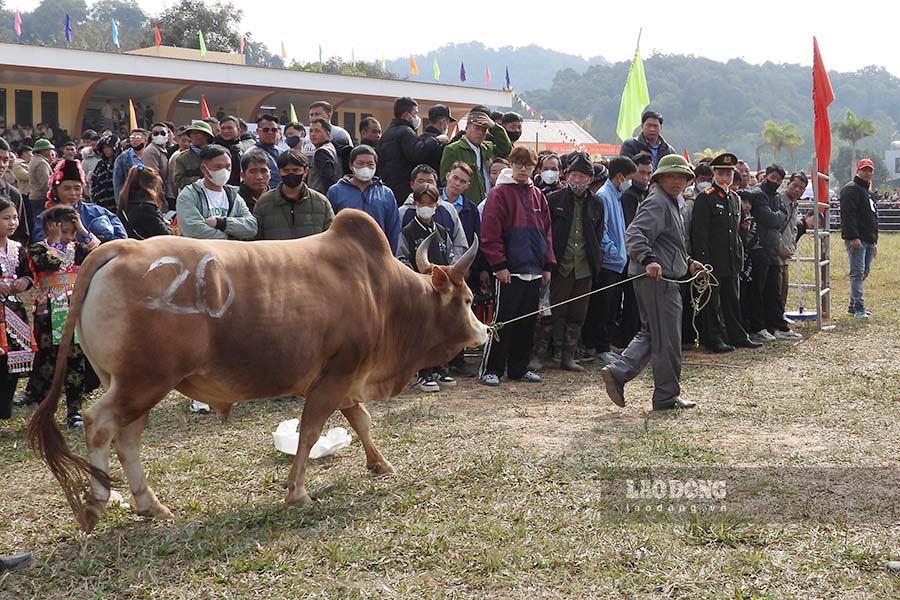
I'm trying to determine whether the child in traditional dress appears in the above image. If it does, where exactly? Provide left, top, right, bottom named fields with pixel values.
left=27, top=203, right=100, bottom=428
left=0, top=198, right=33, bottom=423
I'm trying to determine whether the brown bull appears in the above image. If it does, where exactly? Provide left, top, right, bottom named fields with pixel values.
left=28, top=209, right=487, bottom=532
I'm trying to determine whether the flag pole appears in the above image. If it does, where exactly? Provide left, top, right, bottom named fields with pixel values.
left=636, top=27, right=642, bottom=49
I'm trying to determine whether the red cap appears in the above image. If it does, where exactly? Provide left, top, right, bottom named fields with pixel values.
left=857, top=158, right=875, bottom=171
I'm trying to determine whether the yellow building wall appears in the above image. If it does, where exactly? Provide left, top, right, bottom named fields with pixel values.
left=1, top=82, right=95, bottom=136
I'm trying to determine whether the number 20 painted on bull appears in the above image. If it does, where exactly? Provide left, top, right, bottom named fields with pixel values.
left=143, top=253, right=235, bottom=318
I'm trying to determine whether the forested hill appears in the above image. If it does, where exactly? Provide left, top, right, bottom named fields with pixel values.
left=521, top=53, right=900, bottom=170
left=385, top=42, right=609, bottom=94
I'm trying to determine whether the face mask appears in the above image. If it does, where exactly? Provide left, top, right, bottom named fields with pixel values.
left=132, top=143, right=145, bottom=151
left=416, top=206, right=435, bottom=220
left=762, top=180, right=778, bottom=193
left=281, top=172, right=303, bottom=188
left=353, top=167, right=375, bottom=182
left=569, top=182, right=590, bottom=195
left=697, top=181, right=712, bottom=192
left=507, top=131, right=522, bottom=143
left=285, top=135, right=301, bottom=148
left=620, top=178, right=633, bottom=192
left=152, top=135, right=167, bottom=146
left=631, top=179, right=648, bottom=192
left=540, top=170, right=559, bottom=185
left=206, top=167, right=230, bottom=187
left=411, top=116, right=421, bottom=130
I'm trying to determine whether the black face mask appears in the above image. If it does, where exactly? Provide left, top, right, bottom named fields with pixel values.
left=285, top=136, right=301, bottom=148
left=281, top=173, right=303, bottom=188
left=761, top=180, right=778, bottom=194
left=507, top=131, right=522, bottom=143
left=132, top=143, right=145, bottom=151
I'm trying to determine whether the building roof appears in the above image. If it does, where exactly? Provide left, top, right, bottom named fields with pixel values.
left=458, top=118, right=598, bottom=144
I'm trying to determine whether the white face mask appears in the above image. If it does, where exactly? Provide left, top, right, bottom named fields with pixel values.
left=540, top=170, right=559, bottom=185
left=152, top=134, right=168, bottom=146
left=411, top=115, right=421, bottom=130
left=697, top=181, right=712, bottom=192
left=416, top=206, right=435, bottom=220
left=206, top=167, right=230, bottom=187
left=353, top=167, right=375, bottom=182
left=620, top=178, right=633, bottom=192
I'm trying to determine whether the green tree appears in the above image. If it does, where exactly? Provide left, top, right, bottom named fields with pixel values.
left=761, top=120, right=803, bottom=168
left=149, top=0, right=240, bottom=53
left=24, top=0, right=88, bottom=46
left=832, top=146, right=889, bottom=189
left=834, top=110, right=876, bottom=168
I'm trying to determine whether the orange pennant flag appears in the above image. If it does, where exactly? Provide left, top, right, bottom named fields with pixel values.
left=409, top=55, right=419, bottom=76
left=200, top=95, right=211, bottom=119
left=683, top=148, right=692, bottom=165
left=128, top=99, right=138, bottom=131
left=281, top=41, right=287, bottom=60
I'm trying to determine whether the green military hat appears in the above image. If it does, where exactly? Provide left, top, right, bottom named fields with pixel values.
left=32, top=138, right=55, bottom=153
left=651, top=154, right=694, bottom=182
left=184, top=120, right=215, bottom=139
left=710, top=152, right=738, bottom=170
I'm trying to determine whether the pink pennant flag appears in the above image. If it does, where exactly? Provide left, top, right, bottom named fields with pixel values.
left=239, top=35, right=245, bottom=54
left=15, top=9, right=22, bottom=37
left=485, top=65, right=492, bottom=85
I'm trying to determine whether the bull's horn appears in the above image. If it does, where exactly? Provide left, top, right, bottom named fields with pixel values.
left=416, top=230, right=437, bottom=273
left=449, top=235, right=479, bottom=281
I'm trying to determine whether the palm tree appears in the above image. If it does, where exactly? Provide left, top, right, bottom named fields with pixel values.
left=761, top=120, right=804, bottom=168
left=834, top=110, right=876, bottom=167
left=693, top=148, right=726, bottom=162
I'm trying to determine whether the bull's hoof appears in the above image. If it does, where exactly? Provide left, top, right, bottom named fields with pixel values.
left=367, top=460, right=395, bottom=476
left=81, top=503, right=104, bottom=533
left=285, top=488, right=313, bottom=507
left=136, top=503, right=174, bottom=521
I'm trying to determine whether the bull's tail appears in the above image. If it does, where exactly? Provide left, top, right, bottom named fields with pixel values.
left=27, top=246, right=121, bottom=530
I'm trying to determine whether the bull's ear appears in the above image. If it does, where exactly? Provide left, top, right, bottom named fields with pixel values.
left=431, top=266, right=452, bottom=292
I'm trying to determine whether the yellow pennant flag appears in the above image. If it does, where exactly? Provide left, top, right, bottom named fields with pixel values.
left=128, top=99, right=138, bottom=131
left=433, top=58, right=440, bottom=81
left=409, top=54, right=419, bottom=76
left=289, top=103, right=298, bottom=123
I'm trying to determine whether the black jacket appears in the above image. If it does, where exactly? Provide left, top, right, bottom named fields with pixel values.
left=213, top=136, right=243, bottom=186
left=547, top=187, right=605, bottom=278
left=748, top=184, right=788, bottom=265
left=118, top=189, right=172, bottom=239
left=619, top=133, right=675, bottom=166
left=419, top=126, right=448, bottom=174
left=620, top=183, right=649, bottom=226
left=840, top=176, right=878, bottom=244
left=379, top=117, right=430, bottom=205
left=690, top=183, right=742, bottom=276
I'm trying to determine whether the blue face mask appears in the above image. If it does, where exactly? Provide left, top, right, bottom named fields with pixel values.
left=285, top=135, right=301, bottom=148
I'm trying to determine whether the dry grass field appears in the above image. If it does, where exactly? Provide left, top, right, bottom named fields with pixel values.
left=1, top=233, right=898, bottom=599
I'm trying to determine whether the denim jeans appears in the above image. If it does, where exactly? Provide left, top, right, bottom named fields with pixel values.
left=845, top=240, right=876, bottom=308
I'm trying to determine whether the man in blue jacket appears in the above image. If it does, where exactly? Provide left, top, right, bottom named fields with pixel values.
left=327, top=145, right=400, bottom=253
left=585, top=156, right=636, bottom=365
left=112, top=129, right=147, bottom=207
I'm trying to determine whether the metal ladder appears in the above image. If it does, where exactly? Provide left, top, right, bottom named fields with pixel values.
left=786, top=169, right=832, bottom=330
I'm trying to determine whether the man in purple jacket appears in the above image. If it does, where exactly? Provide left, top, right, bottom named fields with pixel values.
left=479, top=146, right=555, bottom=387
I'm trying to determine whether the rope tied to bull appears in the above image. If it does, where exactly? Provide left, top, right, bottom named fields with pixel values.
left=488, top=264, right=718, bottom=348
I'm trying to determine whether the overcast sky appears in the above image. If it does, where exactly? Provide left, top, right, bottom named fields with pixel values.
left=17, top=0, right=900, bottom=78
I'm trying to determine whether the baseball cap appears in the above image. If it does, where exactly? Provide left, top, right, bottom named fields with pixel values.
left=428, top=105, right=456, bottom=122
left=857, top=158, right=875, bottom=170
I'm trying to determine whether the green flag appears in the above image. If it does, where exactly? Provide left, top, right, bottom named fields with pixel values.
left=381, top=51, right=385, bottom=70
left=289, top=103, right=298, bottom=123
left=351, top=47, right=356, bottom=66
left=615, top=47, right=650, bottom=142
left=433, top=58, right=440, bottom=81
left=198, top=31, right=207, bottom=57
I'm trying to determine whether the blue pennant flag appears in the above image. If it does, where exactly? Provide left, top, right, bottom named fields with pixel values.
left=111, top=19, right=119, bottom=48
left=65, top=14, right=72, bottom=43
left=505, top=66, right=511, bottom=88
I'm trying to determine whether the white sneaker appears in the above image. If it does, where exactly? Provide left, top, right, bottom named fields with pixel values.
left=774, top=329, right=802, bottom=340
left=415, top=377, right=440, bottom=392
left=752, top=329, right=776, bottom=342
left=189, top=400, right=211, bottom=413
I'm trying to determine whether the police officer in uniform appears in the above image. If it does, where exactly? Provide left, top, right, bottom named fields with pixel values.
left=600, top=154, right=707, bottom=411
left=690, top=153, right=761, bottom=352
